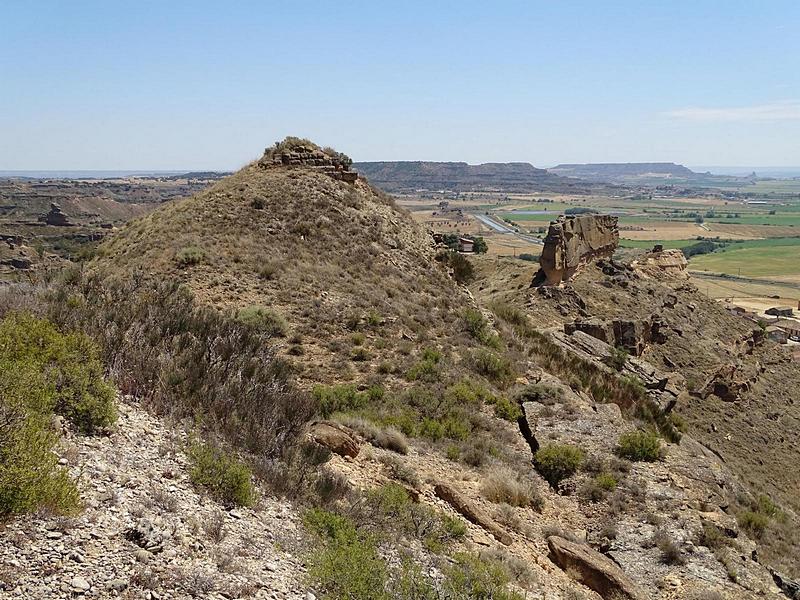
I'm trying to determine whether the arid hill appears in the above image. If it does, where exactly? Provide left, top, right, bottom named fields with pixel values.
left=92, top=140, right=482, bottom=389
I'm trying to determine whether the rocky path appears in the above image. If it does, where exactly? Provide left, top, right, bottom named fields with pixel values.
left=0, top=397, right=311, bottom=600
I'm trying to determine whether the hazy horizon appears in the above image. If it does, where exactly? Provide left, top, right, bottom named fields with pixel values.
left=2, top=1, right=799, bottom=170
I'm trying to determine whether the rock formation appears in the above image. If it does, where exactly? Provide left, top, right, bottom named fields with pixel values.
left=631, top=246, right=688, bottom=279
left=433, top=482, right=512, bottom=546
left=565, top=315, right=667, bottom=356
left=547, top=536, right=648, bottom=600
left=38, top=202, right=73, bottom=226
left=307, top=421, right=361, bottom=458
left=259, top=143, right=358, bottom=183
left=532, top=215, right=619, bottom=286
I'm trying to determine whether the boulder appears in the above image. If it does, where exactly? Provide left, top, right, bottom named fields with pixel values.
left=38, top=202, right=72, bottom=226
left=307, top=421, right=360, bottom=458
left=532, top=215, right=619, bottom=286
left=631, top=248, right=688, bottom=280
left=547, top=536, right=648, bottom=600
left=434, top=482, right=512, bottom=546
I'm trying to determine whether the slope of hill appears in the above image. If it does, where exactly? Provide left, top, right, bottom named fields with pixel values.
left=354, top=161, right=584, bottom=193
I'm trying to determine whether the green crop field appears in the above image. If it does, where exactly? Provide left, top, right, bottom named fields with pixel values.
left=689, top=237, right=800, bottom=281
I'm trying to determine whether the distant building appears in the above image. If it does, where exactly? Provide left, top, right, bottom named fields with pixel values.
left=765, top=326, right=788, bottom=344
left=774, top=319, right=800, bottom=340
left=458, top=237, right=474, bottom=253
left=766, top=306, right=794, bottom=317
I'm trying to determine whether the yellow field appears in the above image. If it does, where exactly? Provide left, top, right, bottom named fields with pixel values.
left=620, top=221, right=707, bottom=240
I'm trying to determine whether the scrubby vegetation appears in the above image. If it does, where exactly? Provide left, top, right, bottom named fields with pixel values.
left=303, top=485, right=524, bottom=600
left=616, top=430, right=663, bottom=462
left=0, top=312, right=116, bottom=518
left=533, top=443, right=585, bottom=488
left=50, top=274, right=313, bottom=462
left=187, top=441, right=255, bottom=507
left=235, top=305, right=288, bottom=337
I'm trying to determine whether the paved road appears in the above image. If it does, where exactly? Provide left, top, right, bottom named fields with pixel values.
left=472, top=213, right=544, bottom=246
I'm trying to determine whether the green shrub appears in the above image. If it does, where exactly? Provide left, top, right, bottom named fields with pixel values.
left=304, top=509, right=388, bottom=600
left=446, top=252, right=475, bottom=284
left=0, top=363, right=80, bottom=519
left=738, top=511, right=769, bottom=538
left=471, top=350, right=515, bottom=387
left=616, top=430, right=663, bottom=462
left=235, top=306, right=288, bottom=337
left=492, top=396, right=522, bottom=421
left=582, top=472, right=618, bottom=501
left=0, top=313, right=116, bottom=435
left=605, top=346, right=628, bottom=372
left=188, top=441, right=255, bottom=507
left=406, top=348, right=442, bottom=382
left=314, top=385, right=379, bottom=417
left=533, top=444, right=585, bottom=487
left=443, top=553, right=524, bottom=600
left=175, top=245, right=205, bottom=267
left=595, top=473, right=618, bottom=491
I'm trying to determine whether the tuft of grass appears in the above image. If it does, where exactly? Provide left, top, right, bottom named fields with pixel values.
left=533, top=444, right=585, bottom=488
left=616, top=430, right=663, bottom=462
left=187, top=441, right=255, bottom=507
left=482, top=472, right=543, bottom=510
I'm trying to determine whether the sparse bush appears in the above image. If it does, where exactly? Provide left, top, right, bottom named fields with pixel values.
left=738, top=510, right=769, bottom=538
left=49, top=275, right=313, bottom=462
left=314, top=385, right=380, bottom=417
left=236, top=305, right=288, bottom=337
left=379, top=455, right=420, bottom=487
left=444, top=251, right=475, bottom=284
left=698, top=523, right=727, bottom=549
left=336, top=415, right=408, bottom=454
left=492, top=396, right=522, bottom=421
left=582, top=472, right=618, bottom=502
left=652, top=529, right=685, bottom=565
left=616, top=430, right=663, bottom=462
left=471, top=349, right=515, bottom=387
left=533, top=444, right=585, bottom=488
left=175, top=245, right=205, bottom=267
left=605, top=346, right=628, bottom=372
left=188, top=441, right=255, bottom=507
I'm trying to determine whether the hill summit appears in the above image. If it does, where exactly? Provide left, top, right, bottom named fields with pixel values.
left=93, top=137, right=474, bottom=387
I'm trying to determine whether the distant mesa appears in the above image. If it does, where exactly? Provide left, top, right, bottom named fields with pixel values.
left=354, top=160, right=578, bottom=193
left=549, top=162, right=697, bottom=181
left=531, top=215, right=619, bottom=286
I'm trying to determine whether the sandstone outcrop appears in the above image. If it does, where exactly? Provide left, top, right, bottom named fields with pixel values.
left=532, top=215, right=619, bottom=286
left=259, top=143, right=358, bottom=182
left=433, top=482, right=512, bottom=546
left=565, top=315, right=667, bottom=356
left=38, top=202, right=72, bottom=226
left=547, top=536, right=649, bottom=600
left=631, top=247, right=688, bottom=279
left=307, top=421, right=361, bottom=458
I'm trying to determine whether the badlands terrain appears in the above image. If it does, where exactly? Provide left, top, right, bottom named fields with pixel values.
left=1, top=138, right=799, bottom=600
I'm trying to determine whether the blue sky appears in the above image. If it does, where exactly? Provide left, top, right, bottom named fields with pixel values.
left=1, top=1, right=798, bottom=169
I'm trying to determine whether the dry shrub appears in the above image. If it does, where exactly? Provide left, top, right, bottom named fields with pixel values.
left=48, top=272, right=314, bottom=461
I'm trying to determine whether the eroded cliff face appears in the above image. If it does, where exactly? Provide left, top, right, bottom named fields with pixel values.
left=532, top=215, right=619, bottom=286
